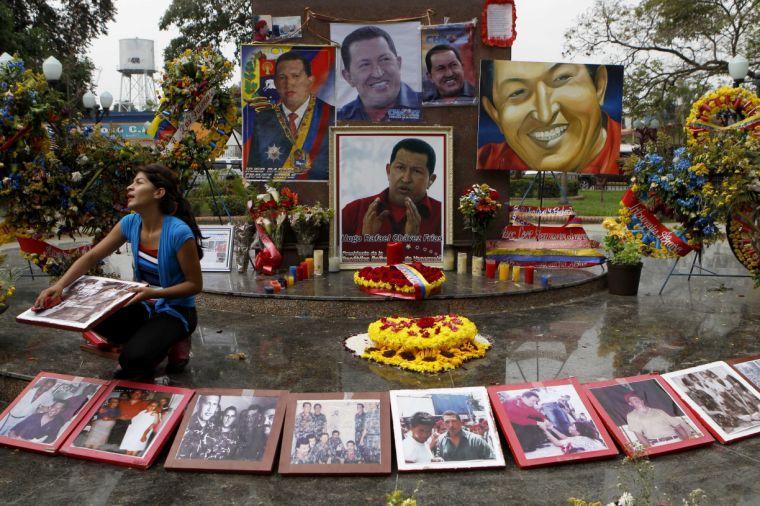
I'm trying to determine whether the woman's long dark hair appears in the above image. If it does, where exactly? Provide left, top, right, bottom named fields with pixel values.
left=137, top=164, right=204, bottom=259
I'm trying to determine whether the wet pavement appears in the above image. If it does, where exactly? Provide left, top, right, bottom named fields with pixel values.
left=0, top=234, right=758, bottom=505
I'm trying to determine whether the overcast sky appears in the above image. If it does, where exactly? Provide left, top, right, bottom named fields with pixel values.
left=86, top=0, right=600, bottom=106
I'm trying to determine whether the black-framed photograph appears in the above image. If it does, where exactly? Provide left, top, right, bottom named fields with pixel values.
left=165, top=389, right=287, bottom=473
left=199, top=225, right=234, bottom=272
left=330, top=126, right=453, bottom=268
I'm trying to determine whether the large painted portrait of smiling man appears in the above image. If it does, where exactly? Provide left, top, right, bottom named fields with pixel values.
left=476, top=60, right=623, bottom=174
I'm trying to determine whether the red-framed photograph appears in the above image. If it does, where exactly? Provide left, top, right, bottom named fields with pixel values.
left=278, top=392, right=391, bottom=475
left=727, top=355, right=760, bottom=391
left=583, top=375, right=714, bottom=457
left=164, top=389, right=288, bottom=473
left=662, top=361, right=760, bottom=444
left=0, top=372, right=109, bottom=454
left=481, top=0, right=517, bottom=47
left=60, top=381, right=194, bottom=469
left=488, top=378, right=617, bottom=468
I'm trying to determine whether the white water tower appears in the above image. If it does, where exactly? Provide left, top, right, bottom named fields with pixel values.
left=117, top=38, right=158, bottom=111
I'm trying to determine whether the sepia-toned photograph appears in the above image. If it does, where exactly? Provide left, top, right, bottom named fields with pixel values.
left=584, top=375, right=713, bottom=457
left=663, top=362, right=760, bottom=443
left=165, top=389, right=287, bottom=473
left=61, top=381, right=193, bottom=469
left=0, top=372, right=107, bottom=453
left=279, top=392, right=391, bottom=475
left=488, top=379, right=617, bottom=468
left=391, top=386, right=505, bottom=471
left=331, top=22, right=422, bottom=122
left=16, top=276, right=147, bottom=331
left=331, top=126, right=452, bottom=268
left=199, top=225, right=233, bottom=272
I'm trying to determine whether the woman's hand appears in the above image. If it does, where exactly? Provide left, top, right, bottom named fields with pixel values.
left=125, top=286, right=161, bottom=306
left=33, top=285, right=63, bottom=310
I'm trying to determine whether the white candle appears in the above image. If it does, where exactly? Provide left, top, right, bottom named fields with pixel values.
left=472, top=256, right=484, bottom=277
left=457, top=252, right=468, bottom=274
left=313, top=250, right=324, bottom=276
left=328, top=256, right=340, bottom=273
left=443, top=248, right=456, bottom=271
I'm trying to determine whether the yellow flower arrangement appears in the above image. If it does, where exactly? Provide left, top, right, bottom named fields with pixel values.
left=685, top=86, right=760, bottom=145
left=361, top=315, right=490, bottom=374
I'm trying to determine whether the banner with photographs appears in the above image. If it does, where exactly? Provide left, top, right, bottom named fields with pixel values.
left=16, top=276, right=147, bottom=331
left=662, top=362, right=760, bottom=444
left=584, top=375, right=713, bottom=457
left=61, top=381, right=193, bottom=469
left=0, top=372, right=108, bottom=453
left=278, top=393, right=391, bottom=475
left=421, top=22, right=477, bottom=107
left=488, top=379, right=617, bottom=468
left=241, top=44, right=336, bottom=181
left=331, top=22, right=422, bottom=122
left=331, top=126, right=452, bottom=268
left=477, top=60, right=624, bottom=174
left=199, top=225, right=233, bottom=272
left=165, top=389, right=287, bottom=473
left=390, top=386, right=505, bottom=471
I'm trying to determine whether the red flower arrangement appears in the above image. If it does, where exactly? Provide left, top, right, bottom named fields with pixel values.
left=355, top=262, right=445, bottom=287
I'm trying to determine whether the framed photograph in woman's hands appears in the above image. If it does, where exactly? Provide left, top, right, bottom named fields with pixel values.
left=583, top=375, right=714, bottom=457
left=278, top=392, right=391, bottom=475
left=164, top=388, right=288, bottom=473
left=0, top=372, right=108, bottom=454
left=488, top=378, right=617, bottom=468
left=60, top=381, right=194, bottom=469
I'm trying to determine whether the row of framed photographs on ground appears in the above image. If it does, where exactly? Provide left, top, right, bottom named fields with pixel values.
left=1, top=358, right=758, bottom=473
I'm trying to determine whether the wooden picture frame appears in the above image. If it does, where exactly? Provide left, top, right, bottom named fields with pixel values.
left=583, top=375, right=714, bottom=457
left=0, top=372, right=109, bottom=454
left=16, top=276, right=147, bottom=331
left=60, top=380, right=194, bottom=469
left=278, top=392, right=391, bottom=475
left=329, top=126, right=454, bottom=268
left=488, top=378, right=617, bottom=468
left=662, top=361, right=760, bottom=444
left=727, top=355, right=760, bottom=391
left=199, top=225, right=234, bottom=272
left=390, top=386, right=506, bottom=472
left=164, top=388, right=288, bottom=473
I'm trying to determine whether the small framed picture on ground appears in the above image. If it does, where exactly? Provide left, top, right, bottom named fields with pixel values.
left=488, top=378, right=617, bottom=468
left=60, top=381, right=194, bottom=469
left=16, top=276, right=147, bottom=331
left=662, top=361, right=760, bottom=444
left=727, top=355, right=760, bottom=391
left=165, top=389, right=288, bottom=473
left=0, top=372, right=108, bottom=454
left=199, top=225, right=234, bottom=272
left=583, top=375, right=714, bottom=457
left=278, top=392, right=391, bottom=475
left=390, top=386, right=505, bottom=471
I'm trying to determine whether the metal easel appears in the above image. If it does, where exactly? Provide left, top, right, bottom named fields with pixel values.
left=658, top=250, right=751, bottom=295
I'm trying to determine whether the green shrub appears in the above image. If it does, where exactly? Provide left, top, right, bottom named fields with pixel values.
left=509, top=176, right=579, bottom=198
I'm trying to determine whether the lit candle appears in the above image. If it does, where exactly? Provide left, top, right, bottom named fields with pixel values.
left=498, top=262, right=509, bottom=281
left=313, top=250, right=324, bottom=276
left=512, top=265, right=521, bottom=283
left=305, top=258, right=314, bottom=278
left=472, top=256, right=484, bottom=277
left=328, top=256, right=340, bottom=273
left=540, top=274, right=551, bottom=289
left=286, top=275, right=294, bottom=287
left=457, top=252, right=468, bottom=274
left=485, top=260, right=497, bottom=279
left=386, top=242, right=404, bottom=265
left=442, top=248, right=456, bottom=271
left=270, top=281, right=281, bottom=293
left=289, top=266, right=298, bottom=279
left=524, top=266, right=535, bottom=284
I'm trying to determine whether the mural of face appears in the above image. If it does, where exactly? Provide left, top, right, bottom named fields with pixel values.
left=484, top=62, right=608, bottom=171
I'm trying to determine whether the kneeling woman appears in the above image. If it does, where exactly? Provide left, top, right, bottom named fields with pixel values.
left=35, top=164, right=203, bottom=380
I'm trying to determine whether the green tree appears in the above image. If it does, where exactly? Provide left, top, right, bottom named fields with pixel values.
left=0, top=0, right=116, bottom=100
left=565, top=0, right=760, bottom=132
left=159, top=0, right=254, bottom=63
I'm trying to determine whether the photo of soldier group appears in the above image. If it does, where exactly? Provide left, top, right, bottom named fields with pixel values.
left=663, top=362, right=760, bottom=442
left=70, top=386, right=182, bottom=458
left=585, top=377, right=710, bottom=456
left=391, top=387, right=505, bottom=471
left=0, top=374, right=105, bottom=450
left=174, top=394, right=279, bottom=462
left=289, top=400, right=381, bottom=465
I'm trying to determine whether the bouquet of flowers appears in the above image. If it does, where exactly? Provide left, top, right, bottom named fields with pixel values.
left=288, top=202, right=333, bottom=259
left=458, top=183, right=503, bottom=257
left=248, top=183, right=299, bottom=251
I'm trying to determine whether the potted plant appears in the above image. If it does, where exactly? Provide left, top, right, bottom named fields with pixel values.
left=602, top=217, right=644, bottom=295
